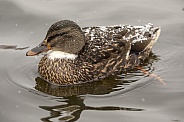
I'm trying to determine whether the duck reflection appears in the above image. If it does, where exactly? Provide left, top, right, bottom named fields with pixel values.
left=35, top=53, right=159, bottom=122
left=39, top=96, right=143, bottom=122
left=35, top=76, right=123, bottom=97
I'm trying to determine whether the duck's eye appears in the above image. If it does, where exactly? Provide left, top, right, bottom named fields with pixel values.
left=40, top=43, right=45, bottom=46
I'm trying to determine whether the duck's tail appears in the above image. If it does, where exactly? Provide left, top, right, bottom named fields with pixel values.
left=126, top=25, right=161, bottom=68
left=143, top=26, right=161, bottom=50
left=130, top=24, right=161, bottom=52
left=138, top=27, right=161, bottom=61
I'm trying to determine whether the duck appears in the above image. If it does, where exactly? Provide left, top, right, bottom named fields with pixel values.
left=26, top=20, right=161, bottom=85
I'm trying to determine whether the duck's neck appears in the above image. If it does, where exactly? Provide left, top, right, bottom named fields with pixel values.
left=47, top=50, right=78, bottom=60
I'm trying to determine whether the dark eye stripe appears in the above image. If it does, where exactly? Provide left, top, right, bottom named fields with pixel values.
left=47, top=32, right=68, bottom=42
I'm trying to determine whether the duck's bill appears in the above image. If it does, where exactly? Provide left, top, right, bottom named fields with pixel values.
left=26, top=44, right=51, bottom=56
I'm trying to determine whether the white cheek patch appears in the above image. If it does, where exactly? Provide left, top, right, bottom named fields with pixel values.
left=47, top=51, right=78, bottom=60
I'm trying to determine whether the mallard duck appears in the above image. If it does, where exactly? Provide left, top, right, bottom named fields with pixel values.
left=26, top=20, right=161, bottom=85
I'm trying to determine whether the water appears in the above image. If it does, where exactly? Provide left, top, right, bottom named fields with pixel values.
left=0, top=0, right=184, bottom=122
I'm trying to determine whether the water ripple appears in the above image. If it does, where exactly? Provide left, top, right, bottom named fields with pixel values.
left=2, top=48, right=161, bottom=100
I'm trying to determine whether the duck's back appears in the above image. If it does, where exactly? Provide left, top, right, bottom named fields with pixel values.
left=80, top=23, right=160, bottom=76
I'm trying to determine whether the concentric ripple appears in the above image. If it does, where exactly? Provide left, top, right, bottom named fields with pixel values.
left=1, top=47, right=160, bottom=99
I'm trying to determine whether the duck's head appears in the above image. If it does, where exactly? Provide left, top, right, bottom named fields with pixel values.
left=26, top=20, right=85, bottom=57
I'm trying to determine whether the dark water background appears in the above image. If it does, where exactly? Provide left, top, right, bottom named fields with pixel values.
left=0, top=0, right=184, bottom=122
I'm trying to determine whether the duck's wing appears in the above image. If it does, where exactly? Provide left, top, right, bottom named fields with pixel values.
left=80, top=24, right=160, bottom=77
left=80, top=26, right=131, bottom=78
left=81, top=26, right=130, bottom=64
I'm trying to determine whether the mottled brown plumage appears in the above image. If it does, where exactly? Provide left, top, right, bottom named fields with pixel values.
left=26, top=20, right=161, bottom=85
